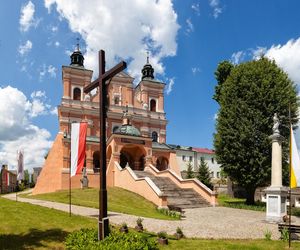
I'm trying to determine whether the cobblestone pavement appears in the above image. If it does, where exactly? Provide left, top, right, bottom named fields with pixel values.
left=3, top=191, right=299, bottom=239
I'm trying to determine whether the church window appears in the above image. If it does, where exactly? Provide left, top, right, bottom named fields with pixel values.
left=114, top=96, right=120, bottom=105
left=73, top=87, right=81, bottom=101
left=150, top=99, right=156, bottom=112
left=211, top=157, right=215, bottom=164
left=182, top=155, right=186, bottom=162
left=113, top=126, right=119, bottom=133
left=200, top=157, right=204, bottom=161
left=152, top=131, right=158, bottom=142
left=210, top=171, right=214, bottom=178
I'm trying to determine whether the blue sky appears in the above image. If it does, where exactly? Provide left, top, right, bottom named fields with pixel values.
left=1, top=0, right=300, bottom=170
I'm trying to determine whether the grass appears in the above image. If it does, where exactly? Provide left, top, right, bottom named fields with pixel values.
left=23, top=187, right=176, bottom=220
left=161, top=238, right=300, bottom=250
left=217, top=194, right=300, bottom=217
left=0, top=197, right=96, bottom=249
left=2, top=197, right=300, bottom=249
left=217, top=194, right=266, bottom=211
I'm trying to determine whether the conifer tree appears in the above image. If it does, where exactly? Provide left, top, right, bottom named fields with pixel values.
left=197, top=158, right=212, bottom=189
left=214, top=58, right=298, bottom=204
left=186, top=161, right=194, bottom=179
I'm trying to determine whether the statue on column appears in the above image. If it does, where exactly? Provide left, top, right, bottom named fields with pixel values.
left=272, top=113, right=280, bottom=135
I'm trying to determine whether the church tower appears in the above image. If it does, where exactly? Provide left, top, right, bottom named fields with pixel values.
left=134, top=54, right=167, bottom=143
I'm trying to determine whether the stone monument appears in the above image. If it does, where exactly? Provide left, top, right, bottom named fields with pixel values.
left=265, top=113, right=288, bottom=222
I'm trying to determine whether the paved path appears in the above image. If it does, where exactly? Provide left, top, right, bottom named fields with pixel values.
left=3, top=191, right=299, bottom=239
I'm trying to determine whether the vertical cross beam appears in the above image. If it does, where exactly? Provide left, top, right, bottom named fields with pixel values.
left=84, top=50, right=126, bottom=240
left=98, top=50, right=108, bottom=240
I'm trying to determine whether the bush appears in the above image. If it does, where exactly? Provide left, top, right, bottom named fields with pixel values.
left=264, top=230, right=272, bottom=241
left=65, top=228, right=158, bottom=250
left=157, top=231, right=167, bottom=239
left=157, top=208, right=181, bottom=219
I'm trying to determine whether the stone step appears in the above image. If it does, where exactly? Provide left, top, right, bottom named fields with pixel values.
left=133, top=170, right=210, bottom=209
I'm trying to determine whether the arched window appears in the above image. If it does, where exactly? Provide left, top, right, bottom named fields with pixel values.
left=150, top=99, right=156, bottom=112
left=113, top=126, right=119, bottom=133
left=93, top=151, right=100, bottom=173
left=114, top=96, right=120, bottom=105
left=152, top=131, right=158, bottom=142
left=73, top=87, right=81, bottom=101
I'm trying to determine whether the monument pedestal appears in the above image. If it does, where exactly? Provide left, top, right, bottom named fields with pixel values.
left=265, top=186, right=288, bottom=223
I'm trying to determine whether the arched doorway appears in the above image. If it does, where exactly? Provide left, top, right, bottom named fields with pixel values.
left=93, top=151, right=100, bottom=173
left=119, top=145, right=146, bottom=170
left=156, top=156, right=168, bottom=171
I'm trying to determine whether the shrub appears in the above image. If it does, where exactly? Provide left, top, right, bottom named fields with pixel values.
left=176, top=227, right=183, bottom=235
left=281, top=227, right=289, bottom=242
left=157, top=208, right=181, bottom=219
left=264, top=230, right=272, bottom=241
left=65, top=228, right=158, bottom=250
left=157, top=231, right=167, bottom=239
left=136, top=217, right=143, bottom=226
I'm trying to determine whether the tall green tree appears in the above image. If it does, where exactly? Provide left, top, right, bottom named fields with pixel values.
left=197, top=158, right=212, bottom=189
left=214, top=58, right=298, bottom=204
left=186, top=161, right=194, bottom=179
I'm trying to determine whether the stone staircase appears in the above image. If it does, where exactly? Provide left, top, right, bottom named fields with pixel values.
left=134, top=170, right=210, bottom=210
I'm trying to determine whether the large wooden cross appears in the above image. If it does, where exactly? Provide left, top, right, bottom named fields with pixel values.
left=84, top=50, right=126, bottom=240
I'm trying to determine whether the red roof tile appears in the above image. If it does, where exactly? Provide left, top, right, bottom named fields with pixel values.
left=192, top=147, right=214, bottom=154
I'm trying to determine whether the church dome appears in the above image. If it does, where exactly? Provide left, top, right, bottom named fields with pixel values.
left=114, top=124, right=141, bottom=137
left=141, top=52, right=154, bottom=80
left=70, top=42, right=84, bottom=67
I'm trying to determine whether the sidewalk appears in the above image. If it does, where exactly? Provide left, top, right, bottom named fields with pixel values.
left=3, top=191, right=297, bottom=239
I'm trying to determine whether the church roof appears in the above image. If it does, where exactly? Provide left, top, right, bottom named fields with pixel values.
left=114, top=124, right=141, bottom=137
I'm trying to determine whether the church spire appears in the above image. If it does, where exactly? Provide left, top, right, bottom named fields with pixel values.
left=141, top=51, right=154, bottom=80
left=70, top=38, right=84, bottom=67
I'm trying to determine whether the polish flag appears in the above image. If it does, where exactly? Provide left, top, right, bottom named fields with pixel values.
left=71, top=122, right=87, bottom=177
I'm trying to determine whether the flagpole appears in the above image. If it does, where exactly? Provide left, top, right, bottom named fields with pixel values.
left=68, top=113, right=72, bottom=217
left=289, top=105, right=292, bottom=248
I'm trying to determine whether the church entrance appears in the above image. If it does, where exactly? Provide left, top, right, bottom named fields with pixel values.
left=119, top=145, right=146, bottom=170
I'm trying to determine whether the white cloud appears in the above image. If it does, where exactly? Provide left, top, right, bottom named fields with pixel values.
left=0, top=86, right=53, bottom=171
left=51, top=26, right=58, bottom=32
left=39, top=64, right=57, bottom=80
left=45, top=0, right=179, bottom=82
left=251, top=46, right=267, bottom=60
left=166, top=77, right=175, bottom=95
left=252, top=38, right=300, bottom=85
left=191, top=3, right=200, bottom=16
left=54, top=41, right=60, bottom=47
left=209, top=0, right=222, bottom=18
left=186, top=18, right=194, bottom=33
left=18, top=40, right=33, bottom=56
left=231, top=51, right=246, bottom=64
left=19, top=1, right=38, bottom=32
left=192, top=67, right=201, bottom=75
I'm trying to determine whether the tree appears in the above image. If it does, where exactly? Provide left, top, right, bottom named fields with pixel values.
left=213, top=60, right=234, bottom=103
left=186, top=161, right=194, bottom=179
left=214, top=58, right=298, bottom=204
left=197, top=158, right=212, bottom=189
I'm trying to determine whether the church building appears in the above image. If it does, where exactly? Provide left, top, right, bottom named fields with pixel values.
left=33, top=46, right=216, bottom=209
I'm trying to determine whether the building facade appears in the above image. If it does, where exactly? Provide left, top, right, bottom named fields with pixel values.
left=0, top=165, right=17, bottom=193
left=169, top=145, right=221, bottom=180
left=33, top=47, right=177, bottom=194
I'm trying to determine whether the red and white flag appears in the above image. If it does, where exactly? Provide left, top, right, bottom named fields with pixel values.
left=71, top=122, right=87, bottom=177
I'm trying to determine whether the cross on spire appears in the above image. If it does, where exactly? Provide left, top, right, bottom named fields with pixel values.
left=146, top=51, right=149, bottom=64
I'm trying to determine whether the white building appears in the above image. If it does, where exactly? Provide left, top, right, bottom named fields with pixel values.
left=168, top=144, right=221, bottom=180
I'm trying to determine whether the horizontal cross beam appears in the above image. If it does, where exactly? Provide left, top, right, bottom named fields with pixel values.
left=83, top=61, right=127, bottom=94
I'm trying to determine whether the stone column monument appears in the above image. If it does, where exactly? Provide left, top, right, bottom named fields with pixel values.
left=265, top=113, right=288, bottom=222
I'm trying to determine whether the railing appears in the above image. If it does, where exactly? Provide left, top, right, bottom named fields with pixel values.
left=112, top=162, right=168, bottom=208
left=145, top=164, right=217, bottom=206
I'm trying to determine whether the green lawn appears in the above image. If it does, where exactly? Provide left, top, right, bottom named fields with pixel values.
left=0, top=197, right=96, bottom=249
left=162, top=238, right=300, bottom=250
left=1, top=197, right=300, bottom=250
left=23, top=187, right=175, bottom=220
